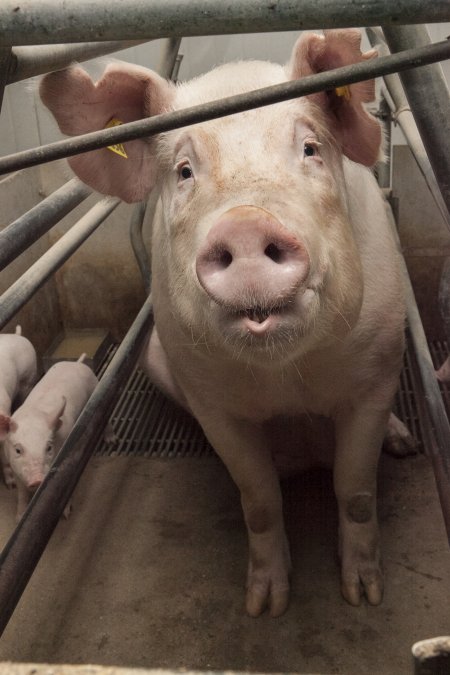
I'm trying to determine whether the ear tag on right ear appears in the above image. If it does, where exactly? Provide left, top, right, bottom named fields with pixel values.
left=105, top=118, right=128, bottom=159
left=335, top=85, right=351, bottom=101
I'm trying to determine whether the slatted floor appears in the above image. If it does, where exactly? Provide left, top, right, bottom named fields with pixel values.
left=93, top=334, right=450, bottom=458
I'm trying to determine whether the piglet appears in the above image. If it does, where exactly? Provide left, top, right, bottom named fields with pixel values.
left=0, top=354, right=98, bottom=521
left=0, top=326, right=38, bottom=488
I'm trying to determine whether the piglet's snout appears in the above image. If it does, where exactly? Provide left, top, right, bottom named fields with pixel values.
left=196, top=206, right=310, bottom=309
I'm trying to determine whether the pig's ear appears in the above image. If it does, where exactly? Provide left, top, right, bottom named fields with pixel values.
left=287, top=29, right=381, bottom=166
left=0, top=414, right=16, bottom=440
left=46, top=396, right=67, bottom=431
left=40, top=62, right=175, bottom=203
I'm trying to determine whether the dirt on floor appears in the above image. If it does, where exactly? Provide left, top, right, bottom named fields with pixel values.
left=0, top=451, right=448, bottom=675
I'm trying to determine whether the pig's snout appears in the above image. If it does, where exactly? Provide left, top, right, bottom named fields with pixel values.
left=196, top=206, right=310, bottom=310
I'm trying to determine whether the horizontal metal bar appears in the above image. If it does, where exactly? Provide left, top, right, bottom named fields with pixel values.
left=0, top=178, right=92, bottom=272
left=0, top=197, right=120, bottom=331
left=367, top=28, right=450, bottom=232
left=1, top=39, right=449, bottom=177
left=0, top=295, right=154, bottom=637
left=0, top=0, right=449, bottom=47
left=382, top=25, right=450, bottom=226
left=8, top=40, right=150, bottom=84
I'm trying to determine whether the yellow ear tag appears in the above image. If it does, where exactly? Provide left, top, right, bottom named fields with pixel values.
left=105, top=118, right=128, bottom=159
left=335, top=85, right=351, bottom=101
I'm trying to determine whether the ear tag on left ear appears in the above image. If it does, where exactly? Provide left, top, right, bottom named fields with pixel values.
left=105, top=118, right=128, bottom=159
left=335, top=85, right=351, bottom=101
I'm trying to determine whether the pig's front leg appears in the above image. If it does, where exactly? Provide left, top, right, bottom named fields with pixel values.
left=334, top=404, right=390, bottom=607
left=196, top=411, right=291, bottom=617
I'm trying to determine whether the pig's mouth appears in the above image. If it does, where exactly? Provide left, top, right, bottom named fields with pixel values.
left=237, top=303, right=290, bottom=335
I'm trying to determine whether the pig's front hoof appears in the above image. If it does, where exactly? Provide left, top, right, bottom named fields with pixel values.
left=246, top=573, right=290, bottom=617
left=341, top=562, right=383, bottom=607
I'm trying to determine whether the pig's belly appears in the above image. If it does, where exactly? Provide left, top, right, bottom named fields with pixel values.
left=265, top=414, right=335, bottom=477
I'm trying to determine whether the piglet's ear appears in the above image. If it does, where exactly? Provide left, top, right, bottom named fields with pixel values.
left=40, top=63, right=175, bottom=203
left=46, top=396, right=67, bottom=431
left=287, top=29, right=381, bottom=166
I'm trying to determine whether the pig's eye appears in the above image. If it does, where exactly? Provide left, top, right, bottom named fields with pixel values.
left=46, top=443, right=53, bottom=454
left=303, top=141, right=319, bottom=158
left=14, top=446, right=23, bottom=456
left=177, top=162, right=193, bottom=182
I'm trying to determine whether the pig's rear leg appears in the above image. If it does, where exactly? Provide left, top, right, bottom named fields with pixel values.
left=383, top=412, right=417, bottom=457
left=196, top=412, right=291, bottom=617
left=334, top=404, right=390, bottom=606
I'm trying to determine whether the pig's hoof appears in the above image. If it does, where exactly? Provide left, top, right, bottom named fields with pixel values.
left=341, top=563, right=383, bottom=607
left=383, top=413, right=417, bottom=457
left=246, top=575, right=290, bottom=617
left=63, top=502, right=73, bottom=519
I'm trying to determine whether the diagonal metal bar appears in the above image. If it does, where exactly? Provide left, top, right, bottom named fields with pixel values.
left=0, top=39, right=449, bottom=177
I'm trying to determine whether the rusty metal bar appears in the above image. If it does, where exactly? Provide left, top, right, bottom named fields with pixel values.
left=0, top=39, right=449, bottom=177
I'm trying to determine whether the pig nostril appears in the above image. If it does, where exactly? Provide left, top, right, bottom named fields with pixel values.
left=216, top=249, right=233, bottom=269
left=264, top=243, right=284, bottom=263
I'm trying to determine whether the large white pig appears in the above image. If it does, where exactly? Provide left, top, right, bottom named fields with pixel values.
left=40, top=29, right=407, bottom=616
left=0, top=356, right=98, bottom=521
left=0, top=326, right=38, bottom=488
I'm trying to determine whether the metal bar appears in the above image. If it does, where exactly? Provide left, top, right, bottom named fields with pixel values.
left=0, top=197, right=120, bottom=331
left=0, top=178, right=92, bottom=272
left=0, top=46, right=12, bottom=110
left=0, top=295, right=154, bottom=637
left=0, top=0, right=449, bottom=47
left=129, top=200, right=151, bottom=295
left=128, top=37, right=182, bottom=294
left=7, top=40, right=150, bottom=84
left=375, top=95, right=391, bottom=189
left=382, top=25, right=450, bottom=224
left=386, top=205, right=450, bottom=545
left=366, top=28, right=450, bottom=231
left=412, top=636, right=450, bottom=675
left=1, top=39, right=450, bottom=177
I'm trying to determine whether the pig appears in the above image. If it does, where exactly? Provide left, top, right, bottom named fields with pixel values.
left=40, top=29, right=408, bottom=616
left=0, top=355, right=98, bottom=521
left=0, top=326, right=38, bottom=488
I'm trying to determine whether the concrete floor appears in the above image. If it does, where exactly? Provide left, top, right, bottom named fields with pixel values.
left=0, top=451, right=448, bottom=675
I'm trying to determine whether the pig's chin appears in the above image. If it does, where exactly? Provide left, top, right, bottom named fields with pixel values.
left=213, top=288, right=318, bottom=354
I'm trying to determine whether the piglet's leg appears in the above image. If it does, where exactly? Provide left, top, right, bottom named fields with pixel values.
left=197, top=412, right=291, bottom=618
left=334, top=404, right=390, bottom=607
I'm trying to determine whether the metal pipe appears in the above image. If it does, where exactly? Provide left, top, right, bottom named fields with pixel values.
left=129, top=37, right=182, bottom=294
left=7, top=40, right=150, bottom=84
left=1, top=38, right=450, bottom=177
left=385, top=204, right=450, bottom=545
left=366, top=28, right=450, bottom=231
left=0, top=0, right=449, bottom=47
left=0, top=178, right=92, bottom=272
left=375, top=94, right=392, bottom=189
left=412, top=636, right=450, bottom=675
left=382, top=25, right=450, bottom=224
left=0, top=197, right=120, bottom=331
left=129, top=200, right=151, bottom=295
left=0, top=46, right=12, bottom=110
left=0, top=295, right=154, bottom=636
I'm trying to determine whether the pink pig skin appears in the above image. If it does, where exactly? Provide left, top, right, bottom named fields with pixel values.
left=0, top=360, right=98, bottom=522
left=40, top=29, right=408, bottom=616
left=0, top=327, right=38, bottom=489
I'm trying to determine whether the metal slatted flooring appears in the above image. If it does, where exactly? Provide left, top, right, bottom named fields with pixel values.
left=93, top=334, right=450, bottom=458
